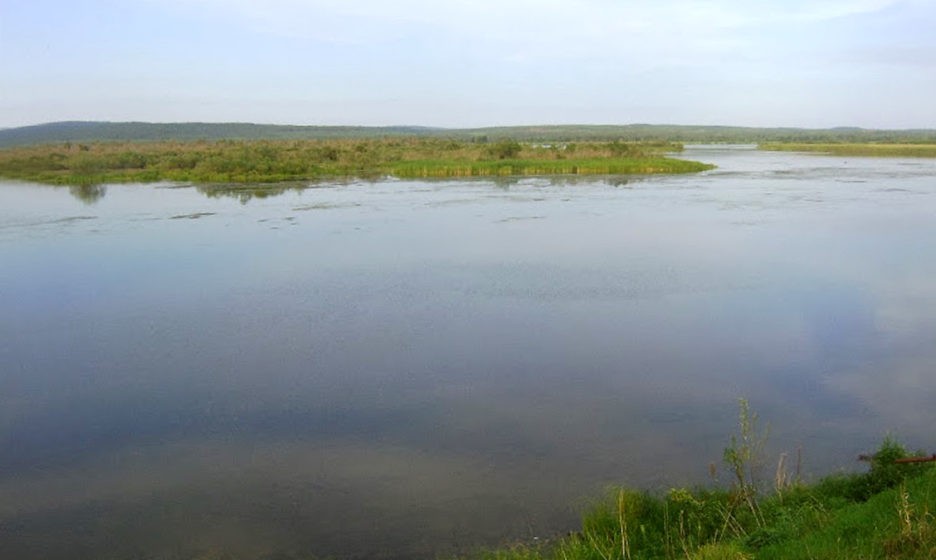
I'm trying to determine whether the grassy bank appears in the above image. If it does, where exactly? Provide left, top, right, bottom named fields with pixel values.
left=759, top=142, right=936, bottom=158
left=0, top=138, right=713, bottom=185
left=470, top=403, right=936, bottom=560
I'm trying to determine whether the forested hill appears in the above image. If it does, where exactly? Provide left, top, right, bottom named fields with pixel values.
left=3, top=121, right=936, bottom=147
left=0, top=122, right=441, bottom=147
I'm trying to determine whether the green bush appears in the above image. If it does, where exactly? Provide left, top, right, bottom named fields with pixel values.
left=488, top=140, right=522, bottom=159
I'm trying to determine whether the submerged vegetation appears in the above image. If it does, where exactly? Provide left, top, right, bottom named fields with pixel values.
left=759, top=143, right=936, bottom=158
left=0, top=138, right=713, bottom=186
left=470, top=401, right=936, bottom=560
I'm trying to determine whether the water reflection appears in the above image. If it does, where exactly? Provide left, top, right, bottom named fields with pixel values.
left=2, top=148, right=936, bottom=559
left=59, top=180, right=313, bottom=204
left=461, top=175, right=637, bottom=190
left=68, top=183, right=107, bottom=204
left=56, top=175, right=641, bottom=205
left=196, top=182, right=313, bottom=204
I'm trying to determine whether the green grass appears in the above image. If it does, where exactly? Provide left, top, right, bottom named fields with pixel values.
left=389, top=157, right=712, bottom=178
left=759, top=143, right=936, bottom=158
left=0, top=138, right=713, bottom=186
left=464, top=433, right=936, bottom=560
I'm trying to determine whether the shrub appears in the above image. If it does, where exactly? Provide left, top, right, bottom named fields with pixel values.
left=488, top=140, right=522, bottom=160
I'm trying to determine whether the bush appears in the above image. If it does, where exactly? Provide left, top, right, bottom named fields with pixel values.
left=487, top=140, right=522, bottom=160
left=819, top=437, right=933, bottom=502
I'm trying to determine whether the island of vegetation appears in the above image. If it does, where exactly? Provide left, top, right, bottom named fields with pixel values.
left=469, top=401, right=936, bottom=560
left=8, top=122, right=936, bottom=186
left=0, top=138, right=714, bottom=186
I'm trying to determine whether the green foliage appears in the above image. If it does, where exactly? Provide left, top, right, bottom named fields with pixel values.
left=556, top=489, right=662, bottom=560
left=723, top=399, right=769, bottom=528
left=487, top=140, right=523, bottom=159
left=689, top=543, right=750, bottom=559
left=846, top=437, right=933, bottom=501
left=390, top=157, right=713, bottom=178
left=606, top=141, right=650, bottom=157
left=754, top=466, right=936, bottom=559
left=0, top=138, right=715, bottom=186
left=868, top=438, right=915, bottom=494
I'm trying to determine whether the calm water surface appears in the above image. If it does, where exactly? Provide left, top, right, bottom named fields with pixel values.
left=1, top=146, right=935, bottom=559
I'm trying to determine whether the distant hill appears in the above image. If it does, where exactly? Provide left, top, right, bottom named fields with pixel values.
left=2, top=121, right=936, bottom=147
left=0, top=121, right=442, bottom=147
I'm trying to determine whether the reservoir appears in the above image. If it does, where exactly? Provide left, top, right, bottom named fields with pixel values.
left=1, top=146, right=935, bottom=559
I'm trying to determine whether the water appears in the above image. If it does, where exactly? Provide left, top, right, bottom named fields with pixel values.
left=1, top=146, right=935, bottom=559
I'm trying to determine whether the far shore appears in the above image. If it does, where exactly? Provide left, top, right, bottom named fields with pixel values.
left=759, top=142, right=936, bottom=158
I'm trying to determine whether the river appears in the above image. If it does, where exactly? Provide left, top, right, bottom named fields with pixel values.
left=1, top=145, right=935, bottom=559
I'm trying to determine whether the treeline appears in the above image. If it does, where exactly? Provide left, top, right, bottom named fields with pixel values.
left=0, top=137, right=711, bottom=185
left=0, top=121, right=438, bottom=148
left=3, top=121, right=936, bottom=148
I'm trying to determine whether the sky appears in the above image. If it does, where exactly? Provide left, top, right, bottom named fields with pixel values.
left=1, top=0, right=935, bottom=129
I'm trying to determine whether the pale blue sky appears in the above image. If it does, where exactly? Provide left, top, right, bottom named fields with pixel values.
left=1, top=0, right=934, bottom=129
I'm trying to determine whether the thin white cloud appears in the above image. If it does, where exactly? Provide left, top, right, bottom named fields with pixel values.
left=743, top=0, right=901, bottom=24
left=143, top=0, right=908, bottom=73
left=2, top=0, right=931, bottom=127
left=154, top=0, right=903, bottom=33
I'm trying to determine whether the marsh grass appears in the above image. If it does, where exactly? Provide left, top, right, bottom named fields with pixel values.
left=0, top=138, right=712, bottom=186
left=466, top=404, right=936, bottom=560
left=389, top=157, right=712, bottom=178
left=758, top=143, right=936, bottom=158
